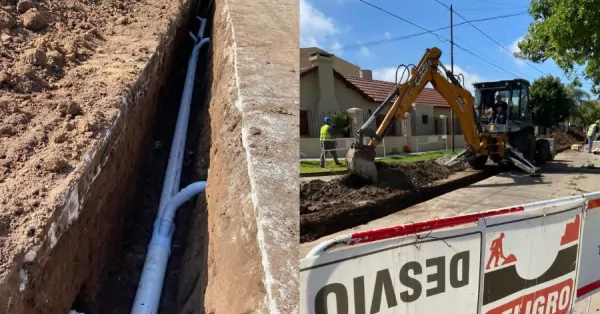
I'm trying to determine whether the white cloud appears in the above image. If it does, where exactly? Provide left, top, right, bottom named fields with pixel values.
left=506, top=36, right=526, bottom=67
left=300, top=0, right=339, bottom=48
left=330, top=40, right=342, bottom=53
left=451, top=65, right=486, bottom=92
left=384, top=31, right=392, bottom=39
left=372, top=64, right=485, bottom=92
left=372, top=67, right=407, bottom=84
left=359, top=45, right=372, bottom=57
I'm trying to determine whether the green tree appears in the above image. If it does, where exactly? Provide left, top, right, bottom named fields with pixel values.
left=570, top=100, right=600, bottom=126
left=516, top=0, right=600, bottom=93
left=565, top=78, right=590, bottom=106
left=529, top=75, right=571, bottom=127
left=330, top=111, right=350, bottom=137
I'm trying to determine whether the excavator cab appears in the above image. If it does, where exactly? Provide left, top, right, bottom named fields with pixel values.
left=472, top=79, right=540, bottom=173
left=473, top=79, right=533, bottom=134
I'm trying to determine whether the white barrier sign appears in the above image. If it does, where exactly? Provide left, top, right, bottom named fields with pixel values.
left=479, top=200, right=584, bottom=314
left=300, top=228, right=482, bottom=314
left=576, top=198, right=600, bottom=300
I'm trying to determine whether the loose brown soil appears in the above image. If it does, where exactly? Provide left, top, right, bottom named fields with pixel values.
left=299, top=160, right=499, bottom=242
left=540, top=130, right=584, bottom=152
left=0, top=0, right=190, bottom=312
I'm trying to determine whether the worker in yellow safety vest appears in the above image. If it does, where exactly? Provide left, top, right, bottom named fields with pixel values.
left=320, top=117, right=342, bottom=168
left=587, top=120, right=600, bottom=153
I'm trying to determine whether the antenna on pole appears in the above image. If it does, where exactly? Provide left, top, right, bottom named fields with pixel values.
left=450, top=4, right=455, bottom=152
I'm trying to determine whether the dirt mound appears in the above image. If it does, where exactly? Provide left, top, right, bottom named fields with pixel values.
left=540, top=130, right=584, bottom=151
left=0, top=0, right=180, bottom=310
left=300, top=160, right=468, bottom=215
left=300, top=159, right=497, bottom=242
left=567, top=129, right=586, bottom=142
left=0, top=0, right=161, bottom=93
left=540, top=131, right=581, bottom=146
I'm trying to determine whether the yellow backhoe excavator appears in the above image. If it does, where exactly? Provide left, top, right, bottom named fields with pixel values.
left=347, top=47, right=552, bottom=182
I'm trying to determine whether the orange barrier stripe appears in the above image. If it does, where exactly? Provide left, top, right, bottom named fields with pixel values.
left=588, top=198, right=600, bottom=210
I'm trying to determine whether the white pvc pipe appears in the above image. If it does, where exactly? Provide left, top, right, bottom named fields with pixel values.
left=158, top=18, right=208, bottom=219
left=130, top=15, right=211, bottom=314
left=131, top=181, right=207, bottom=314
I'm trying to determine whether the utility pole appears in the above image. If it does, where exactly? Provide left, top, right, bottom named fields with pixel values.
left=450, top=4, right=455, bottom=152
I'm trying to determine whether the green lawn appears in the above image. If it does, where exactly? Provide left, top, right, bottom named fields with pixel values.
left=300, top=150, right=464, bottom=174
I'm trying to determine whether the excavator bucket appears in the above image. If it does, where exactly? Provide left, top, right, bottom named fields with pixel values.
left=346, top=148, right=378, bottom=182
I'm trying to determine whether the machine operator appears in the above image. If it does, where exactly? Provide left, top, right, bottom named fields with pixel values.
left=484, top=92, right=510, bottom=123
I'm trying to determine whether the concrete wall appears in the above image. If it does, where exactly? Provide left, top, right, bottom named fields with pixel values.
left=177, top=0, right=298, bottom=313
left=300, top=70, right=320, bottom=112
left=412, top=103, right=435, bottom=136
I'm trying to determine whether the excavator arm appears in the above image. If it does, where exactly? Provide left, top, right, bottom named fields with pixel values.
left=367, top=48, right=483, bottom=152
left=347, top=47, right=487, bottom=181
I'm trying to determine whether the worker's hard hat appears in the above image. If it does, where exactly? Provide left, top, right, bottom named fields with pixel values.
left=324, top=117, right=331, bottom=123
left=495, top=91, right=501, bottom=97
left=596, top=120, right=600, bottom=124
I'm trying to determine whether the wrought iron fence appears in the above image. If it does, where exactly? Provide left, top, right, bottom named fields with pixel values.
left=300, top=110, right=408, bottom=138
left=300, top=110, right=466, bottom=138
left=300, top=110, right=348, bottom=138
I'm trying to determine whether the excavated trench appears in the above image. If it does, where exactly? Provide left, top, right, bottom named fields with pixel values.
left=0, top=1, right=218, bottom=313
left=73, top=3, right=213, bottom=313
left=300, top=162, right=501, bottom=242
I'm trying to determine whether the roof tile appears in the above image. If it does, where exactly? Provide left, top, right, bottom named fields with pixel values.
left=299, top=65, right=449, bottom=107
left=344, top=76, right=449, bottom=107
left=300, top=65, right=316, bottom=75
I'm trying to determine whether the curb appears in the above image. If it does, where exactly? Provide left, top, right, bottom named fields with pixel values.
left=300, top=170, right=348, bottom=177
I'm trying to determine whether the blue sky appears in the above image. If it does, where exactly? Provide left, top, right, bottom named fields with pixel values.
left=300, top=0, right=594, bottom=93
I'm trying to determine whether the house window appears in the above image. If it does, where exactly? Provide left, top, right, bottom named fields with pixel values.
left=375, top=115, right=397, bottom=136
left=300, top=110, right=309, bottom=136
left=421, top=114, right=429, bottom=125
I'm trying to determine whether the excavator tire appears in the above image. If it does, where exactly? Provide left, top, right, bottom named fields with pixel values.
left=541, top=139, right=553, bottom=161
left=468, top=155, right=488, bottom=170
left=535, top=140, right=550, bottom=165
left=509, top=127, right=535, bottom=162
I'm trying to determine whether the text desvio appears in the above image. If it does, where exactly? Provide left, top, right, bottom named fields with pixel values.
left=313, top=251, right=471, bottom=314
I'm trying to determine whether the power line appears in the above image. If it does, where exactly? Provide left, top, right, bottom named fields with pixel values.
left=434, top=0, right=549, bottom=78
left=358, top=0, right=447, bottom=43
left=318, top=11, right=449, bottom=40
left=455, top=7, right=531, bottom=11
left=356, top=0, right=522, bottom=79
left=329, top=11, right=526, bottom=52
left=453, top=42, right=521, bottom=78
left=473, top=0, right=529, bottom=8
left=453, top=35, right=532, bottom=79
left=441, top=1, right=592, bottom=84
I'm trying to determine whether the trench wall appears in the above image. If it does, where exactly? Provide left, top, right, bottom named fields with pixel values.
left=0, top=2, right=196, bottom=313
left=177, top=0, right=299, bottom=313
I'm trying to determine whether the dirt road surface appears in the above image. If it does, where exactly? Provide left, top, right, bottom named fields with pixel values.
left=299, top=150, right=600, bottom=312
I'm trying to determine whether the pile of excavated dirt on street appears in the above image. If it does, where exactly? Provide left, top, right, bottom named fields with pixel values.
left=300, top=160, right=468, bottom=215
left=540, top=130, right=584, bottom=151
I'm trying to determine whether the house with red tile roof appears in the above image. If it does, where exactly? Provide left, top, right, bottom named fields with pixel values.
left=300, top=50, right=464, bottom=157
